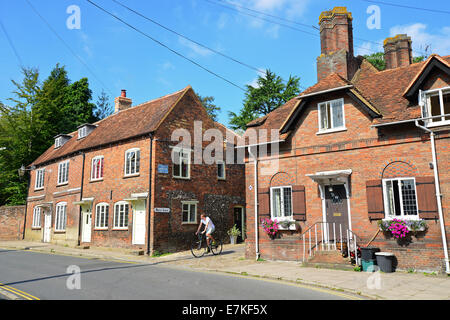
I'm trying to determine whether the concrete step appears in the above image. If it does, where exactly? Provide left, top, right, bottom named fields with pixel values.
left=302, top=250, right=354, bottom=270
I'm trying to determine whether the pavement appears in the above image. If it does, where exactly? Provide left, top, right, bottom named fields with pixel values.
left=0, top=240, right=449, bottom=300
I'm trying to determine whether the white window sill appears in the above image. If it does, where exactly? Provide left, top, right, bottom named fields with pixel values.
left=382, top=217, right=420, bottom=221
left=123, top=173, right=140, bottom=178
left=90, top=178, right=104, bottom=182
left=426, top=120, right=450, bottom=128
left=57, top=182, right=69, bottom=187
left=112, top=228, right=129, bottom=231
left=316, top=127, right=347, bottom=135
left=34, top=187, right=44, bottom=191
left=181, top=222, right=197, bottom=225
left=94, top=227, right=108, bottom=231
left=173, top=176, right=190, bottom=180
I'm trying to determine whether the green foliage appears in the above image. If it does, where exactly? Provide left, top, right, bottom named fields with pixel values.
left=195, top=91, right=221, bottom=122
left=364, top=52, right=427, bottom=71
left=228, top=70, right=300, bottom=131
left=0, top=64, right=99, bottom=206
left=93, top=90, right=113, bottom=121
left=227, top=224, right=241, bottom=237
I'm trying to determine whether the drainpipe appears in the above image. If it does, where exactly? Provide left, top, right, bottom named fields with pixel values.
left=248, top=146, right=260, bottom=260
left=77, top=152, right=86, bottom=246
left=146, top=133, right=153, bottom=255
left=415, top=120, right=449, bottom=274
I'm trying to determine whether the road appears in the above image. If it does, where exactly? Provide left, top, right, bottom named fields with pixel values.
left=0, top=248, right=352, bottom=300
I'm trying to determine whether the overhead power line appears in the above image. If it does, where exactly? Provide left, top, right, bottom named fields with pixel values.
left=111, top=0, right=266, bottom=75
left=25, top=0, right=114, bottom=97
left=205, top=0, right=429, bottom=57
left=85, top=0, right=246, bottom=92
left=358, top=0, right=450, bottom=15
left=0, top=18, right=23, bottom=66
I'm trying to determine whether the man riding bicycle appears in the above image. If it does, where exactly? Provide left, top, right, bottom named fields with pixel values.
left=196, top=214, right=216, bottom=251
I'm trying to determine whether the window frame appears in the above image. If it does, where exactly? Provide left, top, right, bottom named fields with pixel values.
left=181, top=201, right=198, bottom=224
left=94, top=202, right=109, bottom=230
left=57, top=160, right=70, bottom=185
left=78, top=126, right=87, bottom=139
left=317, top=98, right=346, bottom=134
left=124, top=148, right=140, bottom=177
left=172, top=147, right=191, bottom=180
left=422, top=87, right=450, bottom=127
left=382, top=177, right=420, bottom=220
left=217, top=160, right=226, bottom=180
left=35, top=168, right=45, bottom=190
left=91, top=156, right=104, bottom=181
left=32, top=206, right=41, bottom=228
left=113, top=201, right=129, bottom=230
left=55, top=137, right=62, bottom=148
left=270, top=186, right=294, bottom=222
left=55, top=202, right=67, bottom=232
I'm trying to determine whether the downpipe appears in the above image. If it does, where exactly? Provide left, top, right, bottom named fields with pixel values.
left=415, top=120, right=449, bottom=274
left=248, top=146, right=260, bottom=261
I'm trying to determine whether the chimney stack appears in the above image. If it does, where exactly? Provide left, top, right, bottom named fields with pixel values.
left=316, top=7, right=358, bottom=82
left=115, top=89, right=132, bottom=112
left=383, top=34, right=413, bottom=70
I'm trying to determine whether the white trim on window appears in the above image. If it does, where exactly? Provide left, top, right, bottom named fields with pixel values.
left=55, top=137, right=62, bottom=148
left=172, top=147, right=191, bottom=179
left=95, top=202, right=109, bottom=230
left=113, top=201, right=129, bottom=229
left=422, top=87, right=450, bottom=127
left=57, top=160, right=70, bottom=185
left=91, top=156, right=104, bottom=181
left=124, top=148, right=140, bottom=177
left=270, top=186, right=293, bottom=222
left=55, top=202, right=67, bottom=231
left=317, top=98, right=346, bottom=133
left=217, top=160, right=226, bottom=180
left=382, top=177, right=419, bottom=220
left=78, top=126, right=87, bottom=139
left=32, top=206, right=41, bottom=228
left=181, top=201, right=198, bottom=224
left=35, top=168, right=45, bottom=190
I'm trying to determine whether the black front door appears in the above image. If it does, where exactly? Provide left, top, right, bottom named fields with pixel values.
left=325, top=184, right=349, bottom=239
left=233, top=207, right=245, bottom=243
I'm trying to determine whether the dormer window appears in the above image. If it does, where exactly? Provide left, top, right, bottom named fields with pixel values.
left=54, top=134, right=71, bottom=149
left=420, top=87, right=450, bottom=126
left=77, top=124, right=96, bottom=140
left=317, top=98, right=346, bottom=134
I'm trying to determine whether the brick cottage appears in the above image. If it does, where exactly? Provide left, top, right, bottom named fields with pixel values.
left=243, top=7, right=449, bottom=272
left=24, top=86, right=245, bottom=254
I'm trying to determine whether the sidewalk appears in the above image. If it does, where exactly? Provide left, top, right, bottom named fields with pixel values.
left=1, top=240, right=449, bottom=300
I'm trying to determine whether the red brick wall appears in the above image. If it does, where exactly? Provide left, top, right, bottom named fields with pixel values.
left=245, top=88, right=450, bottom=272
left=0, top=205, right=25, bottom=240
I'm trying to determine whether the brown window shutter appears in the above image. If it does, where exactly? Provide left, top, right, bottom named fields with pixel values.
left=416, top=176, right=439, bottom=220
left=292, top=185, right=306, bottom=221
left=366, top=180, right=384, bottom=220
left=257, top=188, right=270, bottom=217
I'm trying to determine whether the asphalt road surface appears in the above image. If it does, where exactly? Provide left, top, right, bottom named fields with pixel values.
left=0, top=249, right=353, bottom=300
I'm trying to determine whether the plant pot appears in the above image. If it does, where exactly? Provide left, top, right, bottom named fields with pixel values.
left=230, top=235, right=237, bottom=244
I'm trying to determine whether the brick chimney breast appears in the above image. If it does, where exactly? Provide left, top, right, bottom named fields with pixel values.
left=115, top=89, right=132, bottom=112
left=383, top=34, right=413, bottom=70
left=316, top=7, right=358, bottom=81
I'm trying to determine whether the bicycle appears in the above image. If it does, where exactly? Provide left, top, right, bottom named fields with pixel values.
left=191, top=233, right=223, bottom=258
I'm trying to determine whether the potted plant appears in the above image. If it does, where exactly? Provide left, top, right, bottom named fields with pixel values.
left=227, top=224, right=241, bottom=244
left=278, top=220, right=296, bottom=230
left=378, top=218, right=410, bottom=239
left=261, top=218, right=279, bottom=239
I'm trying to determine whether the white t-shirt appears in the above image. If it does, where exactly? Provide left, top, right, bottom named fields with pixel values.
left=201, top=217, right=215, bottom=230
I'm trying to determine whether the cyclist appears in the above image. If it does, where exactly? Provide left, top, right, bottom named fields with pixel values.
left=196, top=214, right=216, bottom=251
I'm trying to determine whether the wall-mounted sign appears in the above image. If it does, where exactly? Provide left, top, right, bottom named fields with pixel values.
left=154, top=207, right=170, bottom=213
left=157, top=164, right=169, bottom=174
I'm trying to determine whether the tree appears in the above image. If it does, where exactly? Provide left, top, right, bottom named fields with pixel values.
left=195, top=91, right=221, bottom=122
left=228, top=70, right=301, bottom=132
left=93, top=89, right=113, bottom=121
left=364, top=52, right=426, bottom=71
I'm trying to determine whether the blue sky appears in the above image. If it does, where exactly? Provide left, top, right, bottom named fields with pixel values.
left=1, top=0, right=449, bottom=127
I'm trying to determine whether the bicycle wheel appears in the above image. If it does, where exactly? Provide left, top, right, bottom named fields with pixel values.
left=210, top=239, right=223, bottom=255
left=191, top=238, right=206, bottom=258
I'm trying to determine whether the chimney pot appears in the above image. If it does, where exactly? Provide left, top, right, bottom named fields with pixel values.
left=121, top=89, right=127, bottom=97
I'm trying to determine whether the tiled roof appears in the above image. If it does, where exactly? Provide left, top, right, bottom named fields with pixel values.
left=31, top=86, right=190, bottom=166
left=244, top=54, right=450, bottom=138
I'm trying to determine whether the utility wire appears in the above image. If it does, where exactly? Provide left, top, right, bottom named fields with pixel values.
left=358, top=0, right=450, bottom=15
left=85, top=0, right=246, bottom=91
left=111, top=0, right=266, bottom=75
left=0, top=18, right=24, bottom=67
left=25, top=0, right=114, bottom=97
left=205, top=0, right=429, bottom=57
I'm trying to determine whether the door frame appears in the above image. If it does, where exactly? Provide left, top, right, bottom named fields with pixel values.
left=81, top=207, right=92, bottom=243
left=42, top=209, right=52, bottom=243
left=131, top=200, right=146, bottom=245
left=233, top=206, right=245, bottom=241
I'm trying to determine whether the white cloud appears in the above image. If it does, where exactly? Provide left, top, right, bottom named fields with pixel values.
left=178, top=37, right=213, bottom=57
left=389, top=23, right=450, bottom=56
